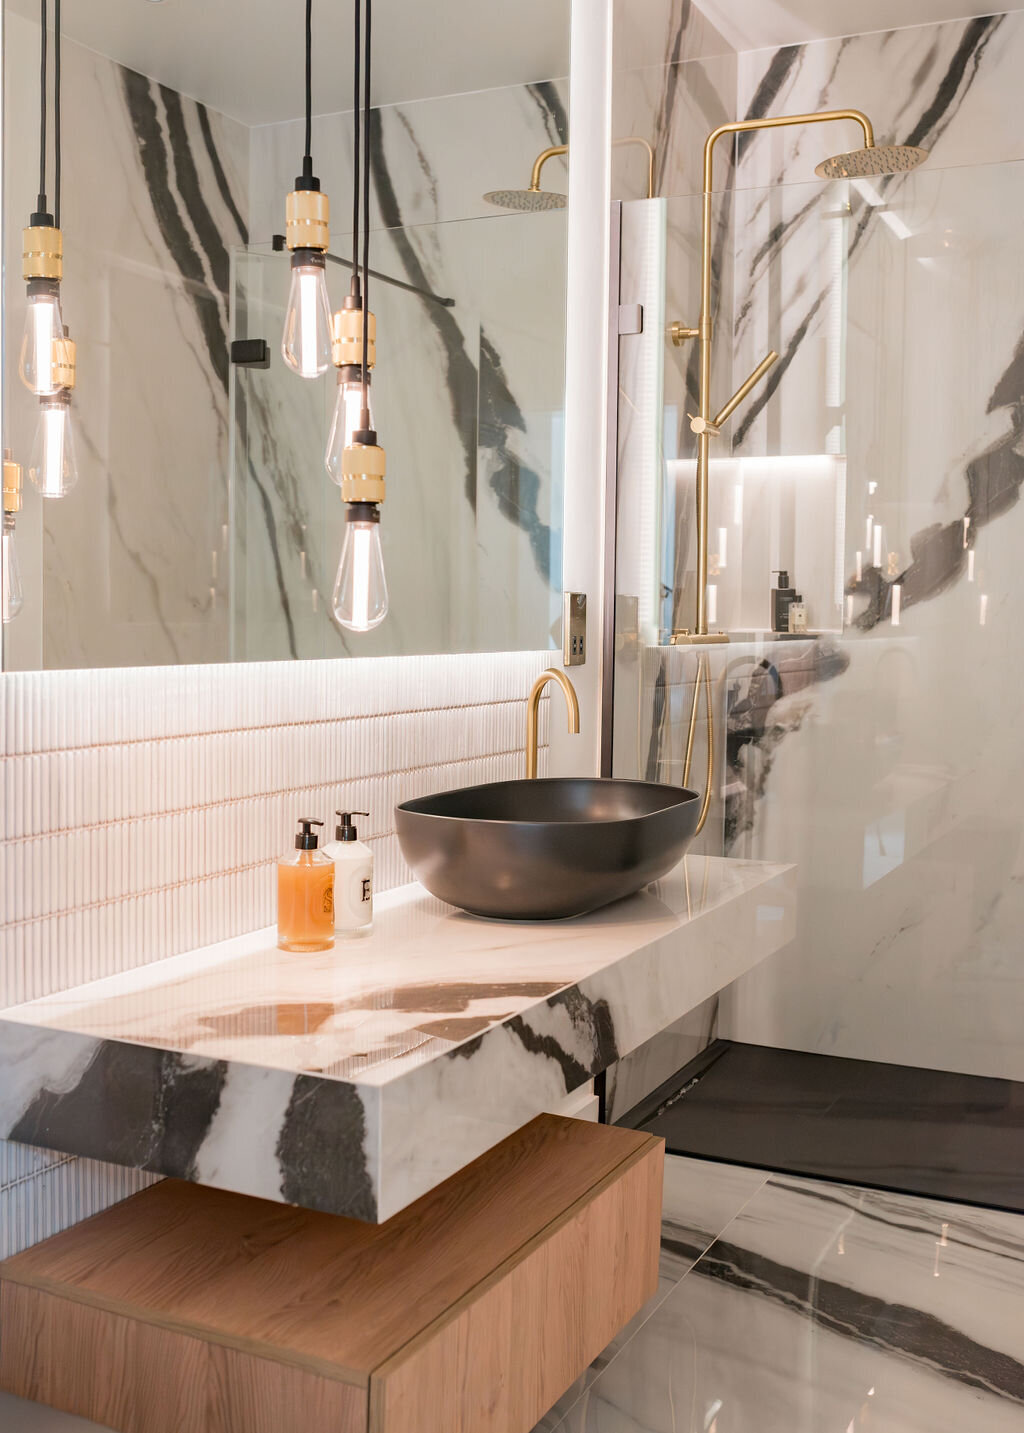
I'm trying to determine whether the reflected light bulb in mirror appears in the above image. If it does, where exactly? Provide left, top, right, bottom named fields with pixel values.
left=325, top=375, right=373, bottom=483
left=2, top=515, right=24, bottom=623
left=332, top=504, right=388, bottom=632
left=281, top=255, right=332, bottom=378
left=19, top=281, right=63, bottom=395
left=30, top=390, right=79, bottom=498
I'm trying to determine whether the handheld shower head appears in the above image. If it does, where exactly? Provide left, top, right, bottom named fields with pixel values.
left=815, top=143, right=929, bottom=179
left=482, top=187, right=567, bottom=212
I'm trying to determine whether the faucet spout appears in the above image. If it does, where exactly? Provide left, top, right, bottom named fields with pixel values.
left=525, top=668, right=580, bottom=779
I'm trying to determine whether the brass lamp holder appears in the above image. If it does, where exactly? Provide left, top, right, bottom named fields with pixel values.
left=340, top=431, right=386, bottom=507
left=23, top=221, right=63, bottom=282
left=285, top=175, right=330, bottom=256
left=3, top=453, right=23, bottom=515
left=52, top=330, right=76, bottom=391
left=331, top=295, right=376, bottom=370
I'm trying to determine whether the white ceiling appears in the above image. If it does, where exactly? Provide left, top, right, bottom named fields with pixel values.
left=8, top=0, right=570, bottom=127
left=698, top=0, right=1024, bottom=52
left=10, top=1, right=1021, bottom=127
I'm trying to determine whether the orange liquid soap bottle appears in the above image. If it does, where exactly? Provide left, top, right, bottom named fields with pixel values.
left=277, top=818, right=335, bottom=953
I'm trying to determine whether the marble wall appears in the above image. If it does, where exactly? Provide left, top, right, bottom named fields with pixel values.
left=236, top=80, right=569, bottom=659
left=2, top=11, right=567, bottom=667
left=613, top=6, right=1024, bottom=1094
left=2, top=10, right=248, bottom=670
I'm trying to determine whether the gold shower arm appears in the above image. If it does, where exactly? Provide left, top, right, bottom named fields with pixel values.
left=701, top=109, right=874, bottom=193
left=529, top=137, right=656, bottom=199
left=712, top=350, right=779, bottom=429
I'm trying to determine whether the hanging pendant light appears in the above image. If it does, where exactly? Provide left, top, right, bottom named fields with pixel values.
left=20, top=0, right=62, bottom=397
left=333, top=0, right=388, bottom=632
left=2, top=454, right=25, bottom=623
left=281, top=0, right=332, bottom=377
left=26, top=0, right=79, bottom=499
left=326, top=0, right=377, bottom=481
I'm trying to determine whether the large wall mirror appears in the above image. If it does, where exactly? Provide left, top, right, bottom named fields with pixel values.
left=1, top=0, right=569, bottom=668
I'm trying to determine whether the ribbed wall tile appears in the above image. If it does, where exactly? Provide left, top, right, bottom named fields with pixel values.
left=0, top=648, right=553, bottom=1253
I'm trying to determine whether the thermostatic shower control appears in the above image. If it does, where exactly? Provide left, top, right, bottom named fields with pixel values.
left=563, top=592, right=587, bottom=666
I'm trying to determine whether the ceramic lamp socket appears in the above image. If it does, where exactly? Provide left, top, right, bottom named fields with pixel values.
left=285, top=188, right=329, bottom=252
left=23, top=225, right=63, bottom=281
left=331, top=305, right=376, bottom=369
left=340, top=442, right=386, bottom=505
left=3, top=456, right=23, bottom=514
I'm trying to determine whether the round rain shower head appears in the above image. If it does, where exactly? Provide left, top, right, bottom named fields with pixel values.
left=815, top=143, right=929, bottom=180
left=482, top=188, right=568, bottom=212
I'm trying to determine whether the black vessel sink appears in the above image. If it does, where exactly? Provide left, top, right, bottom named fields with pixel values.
left=396, top=778, right=701, bottom=921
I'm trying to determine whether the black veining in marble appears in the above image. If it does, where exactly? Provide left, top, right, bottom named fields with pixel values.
left=9, top=1041, right=228, bottom=1182
left=506, top=986, right=619, bottom=1093
left=121, top=68, right=303, bottom=656
left=851, top=329, right=1024, bottom=630
left=691, top=1232, right=1024, bottom=1403
left=276, top=1075, right=376, bottom=1221
left=479, top=336, right=559, bottom=576
left=370, top=109, right=558, bottom=578
left=733, top=17, right=1003, bottom=451
left=525, top=81, right=569, bottom=148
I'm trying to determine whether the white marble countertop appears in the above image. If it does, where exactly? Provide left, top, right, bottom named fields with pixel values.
left=0, top=856, right=794, bottom=1222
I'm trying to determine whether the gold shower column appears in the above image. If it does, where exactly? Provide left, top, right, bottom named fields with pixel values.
left=677, top=108, right=877, bottom=641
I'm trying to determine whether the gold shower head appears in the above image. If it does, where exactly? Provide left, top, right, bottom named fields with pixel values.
left=815, top=143, right=929, bottom=179
left=483, top=187, right=567, bottom=212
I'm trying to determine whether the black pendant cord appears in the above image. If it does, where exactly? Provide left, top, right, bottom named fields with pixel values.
left=54, top=0, right=61, bottom=228
left=36, top=0, right=48, bottom=217
left=360, top=0, right=372, bottom=426
left=350, top=0, right=361, bottom=300
left=303, top=0, right=313, bottom=171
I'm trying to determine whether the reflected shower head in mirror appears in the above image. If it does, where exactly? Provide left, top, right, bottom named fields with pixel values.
left=815, top=143, right=929, bottom=179
left=483, top=187, right=567, bottom=212
left=484, top=137, right=655, bottom=212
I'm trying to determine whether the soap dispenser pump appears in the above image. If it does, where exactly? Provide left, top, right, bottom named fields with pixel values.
left=277, top=818, right=335, bottom=953
left=771, top=570, right=799, bottom=634
left=324, top=810, right=373, bottom=935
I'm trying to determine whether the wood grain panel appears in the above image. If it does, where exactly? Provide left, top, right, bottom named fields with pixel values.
left=0, top=1116, right=664, bottom=1433
left=1, top=1282, right=367, bottom=1433
left=0, top=1117, right=656, bottom=1380
left=368, top=1137, right=663, bottom=1433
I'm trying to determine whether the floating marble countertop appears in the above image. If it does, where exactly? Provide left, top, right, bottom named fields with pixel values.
left=0, top=856, right=794, bottom=1223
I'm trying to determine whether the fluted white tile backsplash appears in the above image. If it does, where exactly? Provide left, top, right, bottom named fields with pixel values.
left=0, top=648, right=551, bottom=1255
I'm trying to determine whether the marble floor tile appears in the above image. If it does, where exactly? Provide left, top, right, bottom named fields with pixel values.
left=547, top=1169, right=1024, bottom=1433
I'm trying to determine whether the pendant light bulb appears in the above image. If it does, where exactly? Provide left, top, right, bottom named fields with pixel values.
left=2, top=454, right=24, bottom=623
left=19, top=279, right=63, bottom=396
left=2, top=515, right=24, bottom=624
left=282, top=252, right=332, bottom=378
left=326, top=370, right=373, bottom=482
left=333, top=501, right=388, bottom=631
left=30, top=389, right=79, bottom=498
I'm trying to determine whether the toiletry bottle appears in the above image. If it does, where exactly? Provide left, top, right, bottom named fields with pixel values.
left=788, top=600, right=808, bottom=634
left=771, top=570, right=798, bottom=633
left=325, top=810, right=374, bottom=935
left=277, top=818, right=335, bottom=953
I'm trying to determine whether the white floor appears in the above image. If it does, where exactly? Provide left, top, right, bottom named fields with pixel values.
left=3, top=1156, right=1023, bottom=1432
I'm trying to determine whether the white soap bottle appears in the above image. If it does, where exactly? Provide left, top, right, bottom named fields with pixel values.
left=324, top=810, right=373, bottom=935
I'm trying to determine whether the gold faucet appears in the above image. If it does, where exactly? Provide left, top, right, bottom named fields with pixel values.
left=525, top=668, right=580, bottom=779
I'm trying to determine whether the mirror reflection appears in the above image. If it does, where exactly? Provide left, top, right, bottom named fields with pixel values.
left=1, top=0, right=569, bottom=667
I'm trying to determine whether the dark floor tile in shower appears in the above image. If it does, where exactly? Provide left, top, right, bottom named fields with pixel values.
left=626, top=1041, right=1024, bottom=1213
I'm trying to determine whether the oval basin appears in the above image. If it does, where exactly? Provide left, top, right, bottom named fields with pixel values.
left=396, top=778, right=701, bottom=921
